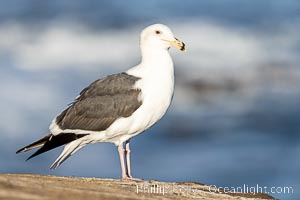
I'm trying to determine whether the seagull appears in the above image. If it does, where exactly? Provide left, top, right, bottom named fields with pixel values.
left=16, top=24, right=185, bottom=180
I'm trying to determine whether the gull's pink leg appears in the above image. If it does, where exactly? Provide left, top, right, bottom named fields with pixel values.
left=124, top=140, right=144, bottom=181
left=118, top=144, right=128, bottom=179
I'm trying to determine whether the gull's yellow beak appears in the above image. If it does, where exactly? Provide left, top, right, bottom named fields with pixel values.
left=170, top=38, right=185, bottom=51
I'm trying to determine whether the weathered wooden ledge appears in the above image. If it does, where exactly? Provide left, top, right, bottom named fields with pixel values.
left=0, top=174, right=276, bottom=200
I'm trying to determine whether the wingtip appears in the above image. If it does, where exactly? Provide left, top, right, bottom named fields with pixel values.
left=16, top=148, right=27, bottom=154
left=25, top=153, right=36, bottom=161
left=25, top=156, right=32, bottom=161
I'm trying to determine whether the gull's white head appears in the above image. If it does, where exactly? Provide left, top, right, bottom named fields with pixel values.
left=140, top=24, right=185, bottom=52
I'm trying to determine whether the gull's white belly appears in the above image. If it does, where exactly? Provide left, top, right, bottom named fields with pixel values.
left=103, top=75, right=174, bottom=145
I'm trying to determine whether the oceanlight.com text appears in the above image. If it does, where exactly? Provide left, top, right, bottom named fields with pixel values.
left=209, top=184, right=294, bottom=195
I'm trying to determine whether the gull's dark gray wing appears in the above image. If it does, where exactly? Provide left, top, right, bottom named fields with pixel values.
left=55, top=72, right=142, bottom=131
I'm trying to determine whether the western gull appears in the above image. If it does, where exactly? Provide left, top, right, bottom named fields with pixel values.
left=16, top=24, right=185, bottom=180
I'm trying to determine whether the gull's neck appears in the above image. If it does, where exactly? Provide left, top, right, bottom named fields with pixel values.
left=127, top=45, right=174, bottom=78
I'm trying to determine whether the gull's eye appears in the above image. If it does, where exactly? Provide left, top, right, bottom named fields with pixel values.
left=155, top=30, right=161, bottom=35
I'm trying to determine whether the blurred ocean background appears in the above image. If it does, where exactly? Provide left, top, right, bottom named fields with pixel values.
left=0, top=1, right=299, bottom=199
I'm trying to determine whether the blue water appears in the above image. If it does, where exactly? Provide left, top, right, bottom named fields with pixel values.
left=0, top=1, right=299, bottom=199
